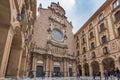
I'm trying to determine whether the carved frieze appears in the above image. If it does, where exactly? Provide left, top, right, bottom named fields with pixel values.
left=109, top=39, right=119, bottom=53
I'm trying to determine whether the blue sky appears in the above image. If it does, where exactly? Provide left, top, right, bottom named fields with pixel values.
left=37, top=0, right=106, bottom=33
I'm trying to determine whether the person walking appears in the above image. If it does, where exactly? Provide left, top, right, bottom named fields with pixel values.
left=116, top=68, right=120, bottom=80
left=104, top=70, right=109, bottom=80
left=93, top=71, right=96, bottom=80
left=98, top=71, right=101, bottom=80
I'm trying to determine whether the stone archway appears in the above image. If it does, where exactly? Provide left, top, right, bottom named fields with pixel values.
left=83, top=63, right=89, bottom=76
left=5, top=27, right=23, bottom=78
left=102, top=57, right=115, bottom=71
left=0, top=0, right=11, bottom=71
left=91, top=61, right=100, bottom=76
left=78, top=65, right=82, bottom=76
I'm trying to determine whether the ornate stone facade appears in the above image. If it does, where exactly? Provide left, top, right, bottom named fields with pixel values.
left=32, top=2, right=76, bottom=77
left=0, top=0, right=36, bottom=79
left=75, top=0, right=120, bottom=77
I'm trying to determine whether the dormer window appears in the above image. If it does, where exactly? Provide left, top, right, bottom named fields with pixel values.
left=99, top=13, right=104, bottom=21
left=113, top=0, right=119, bottom=9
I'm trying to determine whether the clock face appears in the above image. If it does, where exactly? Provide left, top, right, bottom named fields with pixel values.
left=52, top=29, right=63, bottom=41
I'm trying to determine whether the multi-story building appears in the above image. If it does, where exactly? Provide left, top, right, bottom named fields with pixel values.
left=75, top=0, right=120, bottom=77
left=32, top=2, right=76, bottom=77
left=0, top=0, right=36, bottom=79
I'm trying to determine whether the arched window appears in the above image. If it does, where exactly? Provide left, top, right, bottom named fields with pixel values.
left=113, top=0, right=119, bottom=9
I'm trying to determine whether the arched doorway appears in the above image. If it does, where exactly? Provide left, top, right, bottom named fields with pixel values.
left=102, top=58, right=115, bottom=71
left=83, top=63, right=89, bottom=76
left=91, top=61, right=100, bottom=76
left=0, top=0, right=11, bottom=71
left=5, top=27, right=23, bottom=78
left=36, top=60, right=44, bottom=77
left=78, top=65, right=82, bottom=76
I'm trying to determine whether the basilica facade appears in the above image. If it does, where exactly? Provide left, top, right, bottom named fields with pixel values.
left=75, top=0, right=120, bottom=77
left=32, top=2, right=76, bottom=77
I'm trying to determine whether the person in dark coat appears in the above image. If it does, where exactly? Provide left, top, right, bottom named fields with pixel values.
left=104, top=70, right=109, bottom=80
left=115, top=68, right=120, bottom=80
left=92, top=71, right=96, bottom=80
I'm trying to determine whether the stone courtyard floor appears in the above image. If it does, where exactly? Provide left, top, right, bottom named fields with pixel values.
left=6, top=77, right=118, bottom=80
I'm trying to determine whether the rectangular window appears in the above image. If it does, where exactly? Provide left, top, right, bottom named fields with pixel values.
left=102, top=36, right=107, bottom=44
left=99, top=13, right=104, bottom=21
left=103, top=47, right=108, bottom=54
left=90, top=32, right=94, bottom=39
left=100, top=23, right=105, bottom=32
left=91, top=43, right=95, bottom=49
left=89, top=23, right=93, bottom=29
left=117, top=28, right=120, bottom=36
left=115, top=11, right=120, bottom=22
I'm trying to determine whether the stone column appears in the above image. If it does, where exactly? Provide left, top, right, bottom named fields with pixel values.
left=89, top=64, right=92, bottom=77
left=115, top=60, right=120, bottom=70
left=45, top=55, right=49, bottom=77
left=81, top=64, right=85, bottom=76
left=32, top=56, right=37, bottom=80
left=99, top=63, right=104, bottom=78
left=64, top=58, right=68, bottom=77
left=73, top=61, right=77, bottom=77
left=49, top=56, right=53, bottom=77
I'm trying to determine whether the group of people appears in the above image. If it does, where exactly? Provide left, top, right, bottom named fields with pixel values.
left=104, top=68, right=120, bottom=80
left=52, top=72, right=63, bottom=77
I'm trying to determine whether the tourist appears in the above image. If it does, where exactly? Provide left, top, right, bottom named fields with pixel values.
left=92, top=71, right=96, bottom=80
left=115, top=68, right=120, bottom=80
left=104, top=70, right=109, bottom=80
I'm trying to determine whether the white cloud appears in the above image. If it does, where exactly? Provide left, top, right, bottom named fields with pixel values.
left=59, top=0, right=75, bottom=10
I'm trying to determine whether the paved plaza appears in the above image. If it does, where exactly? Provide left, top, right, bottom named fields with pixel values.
left=5, top=77, right=119, bottom=80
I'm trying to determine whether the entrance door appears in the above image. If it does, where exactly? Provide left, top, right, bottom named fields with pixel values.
left=36, top=66, right=43, bottom=77
left=69, top=68, right=73, bottom=77
left=54, top=67, right=60, bottom=77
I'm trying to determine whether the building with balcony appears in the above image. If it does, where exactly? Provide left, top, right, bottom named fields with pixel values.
left=0, top=0, right=36, bottom=79
left=32, top=2, right=76, bottom=77
left=75, top=0, right=120, bottom=77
